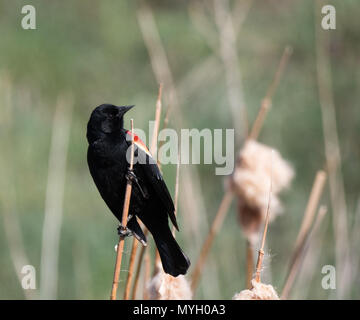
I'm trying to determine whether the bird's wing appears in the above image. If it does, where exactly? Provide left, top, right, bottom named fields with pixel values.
left=125, top=130, right=178, bottom=230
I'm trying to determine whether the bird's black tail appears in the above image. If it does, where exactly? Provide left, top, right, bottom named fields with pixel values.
left=153, top=227, right=190, bottom=277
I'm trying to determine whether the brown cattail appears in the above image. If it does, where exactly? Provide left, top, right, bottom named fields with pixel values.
left=233, top=279, right=279, bottom=300
left=147, top=262, right=192, bottom=300
left=231, top=140, right=294, bottom=243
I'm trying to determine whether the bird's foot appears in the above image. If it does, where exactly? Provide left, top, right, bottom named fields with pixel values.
left=117, top=225, right=133, bottom=238
left=125, top=169, right=149, bottom=199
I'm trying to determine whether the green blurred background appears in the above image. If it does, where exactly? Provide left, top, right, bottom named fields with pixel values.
left=0, top=0, right=359, bottom=299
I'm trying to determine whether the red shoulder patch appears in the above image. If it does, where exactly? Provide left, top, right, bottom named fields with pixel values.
left=126, top=130, right=151, bottom=156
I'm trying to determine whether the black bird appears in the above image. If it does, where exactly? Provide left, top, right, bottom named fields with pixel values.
left=86, top=104, right=190, bottom=276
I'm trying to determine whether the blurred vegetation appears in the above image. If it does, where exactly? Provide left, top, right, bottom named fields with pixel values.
left=0, top=0, right=359, bottom=299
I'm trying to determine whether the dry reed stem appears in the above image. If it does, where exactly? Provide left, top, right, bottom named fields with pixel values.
left=293, top=224, right=323, bottom=299
left=254, top=151, right=273, bottom=283
left=249, top=46, right=293, bottom=140
left=245, top=240, right=254, bottom=289
left=281, top=171, right=327, bottom=298
left=123, top=237, right=139, bottom=300
left=281, top=206, right=328, bottom=299
left=40, top=94, right=73, bottom=300
left=143, top=252, right=151, bottom=300
left=315, top=0, right=350, bottom=299
left=191, top=189, right=233, bottom=292
left=291, top=171, right=327, bottom=266
left=131, top=233, right=147, bottom=300
left=131, top=228, right=150, bottom=299
left=110, top=119, right=135, bottom=300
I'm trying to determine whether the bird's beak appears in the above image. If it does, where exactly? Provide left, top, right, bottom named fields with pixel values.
left=118, top=105, right=134, bottom=117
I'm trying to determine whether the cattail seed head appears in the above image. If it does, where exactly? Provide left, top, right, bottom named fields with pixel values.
left=147, top=263, right=192, bottom=300
left=233, top=279, right=279, bottom=300
left=231, top=140, right=294, bottom=243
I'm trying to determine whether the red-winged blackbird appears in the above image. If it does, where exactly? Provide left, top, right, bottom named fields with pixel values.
left=87, top=104, right=190, bottom=276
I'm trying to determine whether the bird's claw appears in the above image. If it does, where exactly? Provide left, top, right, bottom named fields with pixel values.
left=125, top=169, right=137, bottom=183
left=117, top=225, right=133, bottom=238
left=125, top=169, right=149, bottom=199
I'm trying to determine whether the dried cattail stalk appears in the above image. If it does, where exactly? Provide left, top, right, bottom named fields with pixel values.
left=110, top=119, right=135, bottom=300
left=245, top=240, right=254, bottom=289
left=191, top=189, right=233, bottom=292
left=289, top=171, right=327, bottom=272
left=147, top=263, right=192, bottom=300
left=143, top=251, right=151, bottom=300
left=233, top=279, right=279, bottom=300
left=249, top=46, right=293, bottom=140
left=123, top=237, right=139, bottom=300
left=281, top=205, right=327, bottom=300
left=231, top=140, right=294, bottom=243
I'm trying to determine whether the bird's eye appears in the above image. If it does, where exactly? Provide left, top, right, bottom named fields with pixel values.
left=105, top=110, right=117, bottom=119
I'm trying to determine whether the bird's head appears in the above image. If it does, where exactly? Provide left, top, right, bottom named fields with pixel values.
left=87, top=104, right=134, bottom=144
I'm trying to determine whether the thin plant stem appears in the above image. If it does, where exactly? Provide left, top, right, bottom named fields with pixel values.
left=191, top=189, right=233, bottom=292
left=110, top=119, right=135, bottom=300
left=40, top=94, right=73, bottom=300
left=254, top=150, right=273, bottom=283
left=245, top=240, right=254, bottom=289
left=249, top=46, right=293, bottom=140
left=143, top=252, right=151, bottom=300
left=131, top=234, right=148, bottom=300
left=123, top=237, right=139, bottom=300
left=291, top=171, right=327, bottom=267
left=281, top=206, right=328, bottom=299
left=281, top=170, right=327, bottom=298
